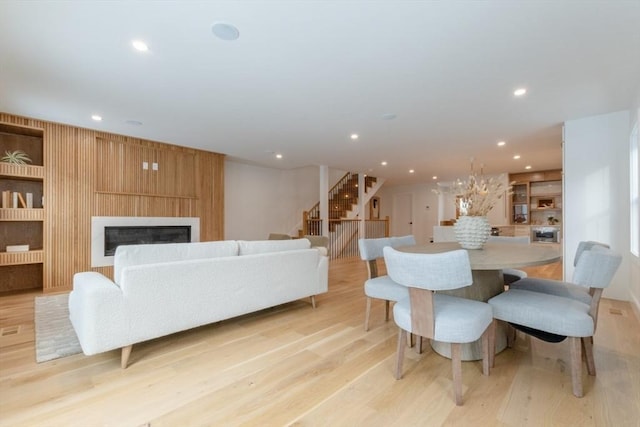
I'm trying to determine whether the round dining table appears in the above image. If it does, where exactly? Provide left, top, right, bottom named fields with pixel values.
left=397, top=241, right=562, bottom=360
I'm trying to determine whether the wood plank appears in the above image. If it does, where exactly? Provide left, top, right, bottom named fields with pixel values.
left=0, top=259, right=639, bottom=426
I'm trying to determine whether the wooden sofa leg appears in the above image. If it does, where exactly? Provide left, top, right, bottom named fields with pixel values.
left=121, top=345, right=133, bottom=369
left=310, top=295, right=317, bottom=308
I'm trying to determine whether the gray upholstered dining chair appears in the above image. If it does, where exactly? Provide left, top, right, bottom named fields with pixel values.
left=488, top=245, right=622, bottom=397
left=509, top=241, right=608, bottom=302
left=358, top=235, right=416, bottom=331
left=383, top=246, right=494, bottom=406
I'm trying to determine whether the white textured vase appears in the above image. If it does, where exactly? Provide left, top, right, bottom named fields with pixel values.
left=454, top=215, right=491, bottom=250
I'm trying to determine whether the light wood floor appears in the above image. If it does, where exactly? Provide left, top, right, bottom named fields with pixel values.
left=1, top=259, right=639, bottom=426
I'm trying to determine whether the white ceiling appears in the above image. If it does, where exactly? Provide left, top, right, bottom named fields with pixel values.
left=1, top=1, right=639, bottom=185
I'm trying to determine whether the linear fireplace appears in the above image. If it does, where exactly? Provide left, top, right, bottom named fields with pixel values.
left=91, top=216, right=200, bottom=267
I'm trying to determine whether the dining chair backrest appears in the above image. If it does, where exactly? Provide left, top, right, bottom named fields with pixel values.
left=383, top=247, right=473, bottom=291
left=358, top=235, right=416, bottom=262
left=359, top=235, right=416, bottom=280
left=572, top=245, right=621, bottom=289
left=573, top=241, right=609, bottom=267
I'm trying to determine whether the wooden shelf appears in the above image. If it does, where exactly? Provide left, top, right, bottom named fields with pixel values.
left=530, top=192, right=562, bottom=197
left=0, top=163, right=44, bottom=180
left=0, top=208, right=45, bottom=221
left=0, top=249, right=44, bottom=266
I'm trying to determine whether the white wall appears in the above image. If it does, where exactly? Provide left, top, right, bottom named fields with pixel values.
left=564, top=110, right=632, bottom=301
left=376, top=182, right=442, bottom=245
left=224, top=161, right=347, bottom=240
left=629, top=99, right=640, bottom=316
left=224, top=162, right=318, bottom=240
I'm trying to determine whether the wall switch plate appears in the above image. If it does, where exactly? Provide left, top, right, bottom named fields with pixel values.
left=143, top=161, right=149, bottom=170
left=152, top=162, right=158, bottom=171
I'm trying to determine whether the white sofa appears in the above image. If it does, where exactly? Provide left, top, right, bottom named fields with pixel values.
left=69, top=239, right=328, bottom=367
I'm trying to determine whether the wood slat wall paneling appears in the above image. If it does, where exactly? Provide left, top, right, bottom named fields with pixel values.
left=1, top=112, right=225, bottom=293
left=198, top=152, right=225, bottom=241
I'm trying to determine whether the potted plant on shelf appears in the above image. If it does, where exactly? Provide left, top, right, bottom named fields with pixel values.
left=547, top=216, right=559, bottom=225
left=1, top=150, right=32, bottom=165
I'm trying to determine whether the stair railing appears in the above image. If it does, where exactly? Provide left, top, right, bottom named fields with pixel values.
left=302, top=172, right=388, bottom=259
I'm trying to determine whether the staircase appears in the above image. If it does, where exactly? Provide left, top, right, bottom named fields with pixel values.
left=302, top=173, right=387, bottom=259
left=304, top=173, right=381, bottom=233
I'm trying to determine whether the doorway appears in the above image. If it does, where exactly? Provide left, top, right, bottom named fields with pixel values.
left=393, top=193, right=413, bottom=236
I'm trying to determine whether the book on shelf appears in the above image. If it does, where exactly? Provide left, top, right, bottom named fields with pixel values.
left=17, top=192, right=27, bottom=208
left=12, top=191, right=18, bottom=208
left=6, top=244, right=30, bottom=252
left=1, top=190, right=10, bottom=208
left=26, top=192, right=33, bottom=209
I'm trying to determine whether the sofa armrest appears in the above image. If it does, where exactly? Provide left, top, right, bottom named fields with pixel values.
left=69, top=272, right=129, bottom=355
left=73, top=271, right=119, bottom=291
left=315, top=246, right=328, bottom=257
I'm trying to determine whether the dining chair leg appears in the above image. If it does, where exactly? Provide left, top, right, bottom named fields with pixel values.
left=569, top=336, right=584, bottom=397
left=488, top=319, right=496, bottom=369
left=506, top=322, right=516, bottom=348
left=582, top=336, right=596, bottom=376
left=385, top=300, right=390, bottom=321
left=482, top=323, right=493, bottom=375
left=364, top=297, right=372, bottom=331
left=395, top=327, right=407, bottom=380
left=451, top=343, right=463, bottom=406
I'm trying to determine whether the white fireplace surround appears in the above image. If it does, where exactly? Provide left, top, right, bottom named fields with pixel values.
left=91, top=216, right=200, bottom=267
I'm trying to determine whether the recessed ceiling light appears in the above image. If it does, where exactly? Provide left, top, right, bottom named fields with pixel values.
left=432, top=176, right=438, bottom=180
left=131, top=40, right=149, bottom=52
left=525, top=165, right=532, bottom=170
left=350, top=133, right=359, bottom=140
left=381, top=113, right=397, bottom=120
left=126, top=120, right=142, bottom=126
left=514, top=88, right=527, bottom=97
left=497, top=141, right=506, bottom=146
left=513, top=155, right=521, bottom=160
left=275, top=153, right=283, bottom=159
left=211, top=22, right=240, bottom=41
left=91, top=115, right=102, bottom=121
left=381, top=161, right=387, bottom=166
left=409, top=169, right=415, bottom=174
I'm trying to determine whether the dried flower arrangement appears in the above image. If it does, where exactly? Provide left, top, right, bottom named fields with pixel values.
left=434, top=159, right=512, bottom=216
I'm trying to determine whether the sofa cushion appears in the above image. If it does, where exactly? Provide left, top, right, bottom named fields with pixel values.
left=114, top=240, right=239, bottom=285
left=238, top=239, right=311, bottom=255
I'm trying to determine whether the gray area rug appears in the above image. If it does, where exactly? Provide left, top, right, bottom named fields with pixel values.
left=35, top=293, right=82, bottom=363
